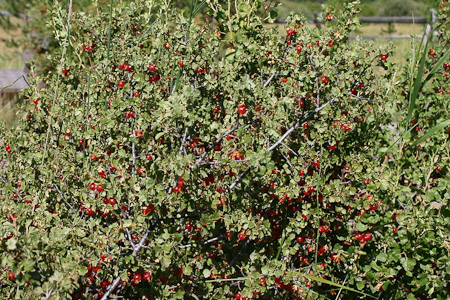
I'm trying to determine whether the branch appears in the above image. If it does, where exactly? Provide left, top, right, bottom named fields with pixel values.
left=280, top=142, right=298, bottom=156
left=131, top=140, right=136, bottom=176
left=53, top=183, right=76, bottom=213
left=308, top=55, right=320, bottom=108
left=178, top=236, right=221, bottom=249
left=0, top=174, right=7, bottom=185
left=228, top=169, right=251, bottom=191
left=267, top=97, right=334, bottom=152
left=263, top=73, right=276, bottom=88
left=77, top=250, right=95, bottom=264
left=229, top=239, right=251, bottom=267
left=124, top=228, right=136, bottom=250
left=45, top=289, right=54, bottom=300
left=100, top=217, right=159, bottom=300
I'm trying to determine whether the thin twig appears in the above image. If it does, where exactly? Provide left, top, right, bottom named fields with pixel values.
left=53, top=183, right=76, bottom=212
left=263, top=73, right=276, bottom=88
left=267, top=97, right=334, bottom=151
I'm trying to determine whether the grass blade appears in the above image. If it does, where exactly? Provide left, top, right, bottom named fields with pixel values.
left=411, top=120, right=450, bottom=147
left=406, top=36, right=429, bottom=128
left=302, top=274, right=377, bottom=299
left=205, top=277, right=246, bottom=283
left=382, top=121, right=420, bottom=153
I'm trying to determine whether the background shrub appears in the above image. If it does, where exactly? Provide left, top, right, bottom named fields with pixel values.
left=0, top=0, right=449, bottom=299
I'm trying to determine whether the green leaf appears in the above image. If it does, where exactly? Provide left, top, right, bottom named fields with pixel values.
left=356, top=222, right=368, bottom=232
left=203, top=269, right=211, bottom=278
left=6, top=238, right=17, bottom=250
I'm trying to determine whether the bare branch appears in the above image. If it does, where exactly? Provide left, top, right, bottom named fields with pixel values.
left=267, top=97, right=334, bottom=152
left=53, top=183, right=76, bottom=213
left=124, top=228, right=136, bottom=250
left=263, top=73, right=276, bottom=88
left=178, top=236, right=221, bottom=249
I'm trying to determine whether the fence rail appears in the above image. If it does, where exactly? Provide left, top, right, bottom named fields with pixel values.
left=0, top=10, right=28, bottom=18
left=269, top=16, right=430, bottom=24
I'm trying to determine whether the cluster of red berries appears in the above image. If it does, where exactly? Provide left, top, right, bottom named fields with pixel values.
left=172, top=176, right=185, bottom=193
left=355, top=231, right=373, bottom=244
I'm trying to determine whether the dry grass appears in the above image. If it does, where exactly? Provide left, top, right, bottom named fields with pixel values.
left=0, top=93, right=21, bottom=128
left=0, top=17, right=24, bottom=70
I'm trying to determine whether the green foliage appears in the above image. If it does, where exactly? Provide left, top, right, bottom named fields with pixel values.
left=378, top=0, right=427, bottom=17
left=0, top=0, right=449, bottom=299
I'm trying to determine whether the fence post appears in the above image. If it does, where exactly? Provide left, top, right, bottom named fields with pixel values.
left=313, top=12, right=321, bottom=29
left=430, top=9, right=437, bottom=27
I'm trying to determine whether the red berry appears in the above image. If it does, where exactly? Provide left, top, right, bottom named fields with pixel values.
left=148, top=64, right=157, bottom=71
left=133, top=273, right=142, bottom=282
left=150, top=74, right=160, bottom=82
left=109, top=198, right=116, bottom=205
left=429, top=49, right=435, bottom=56
left=96, top=184, right=104, bottom=192
left=393, top=227, right=398, bottom=233
left=370, top=204, right=378, bottom=211
left=178, top=61, right=184, bottom=67
left=164, top=43, right=170, bottom=49
left=33, top=99, right=39, bottom=105
left=364, top=232, right=372, bottom=241
left=134, top=92, right=140, bottom=98
left=89, top=183, right=96, bottom=191
left=355, top=232, right=364, bottom=241
left=185, top=223, right=193, bottom=231
left=330, top=254, right=341, bottom=262
left=235, top=292, right=242, bottom=299
left=5, top=144, right=11, bottom=151
left=259, top=277, right=266, bottom=285
left=146, top=154, right=153, bottom=160
left=296, top=236, right=305, bottom=243
left=87, top=208, right=94, bottom=216
left=237, top=104, right=247, bottom=115
left=381, top=54, right=388, bottom=61
left=119, top=63, right=125, bottom=70
left=8, top=272, right=16, bottom=281
left=364, top=179, right=370, bottom=185
left=101, top=280, right=111, bottom=288
left=143, top=271, right=152, bottom=281
left=118, top=81, right=125, bottom=88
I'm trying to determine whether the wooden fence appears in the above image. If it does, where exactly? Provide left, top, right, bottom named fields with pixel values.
left=269, top=9, right=437, bottom=40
